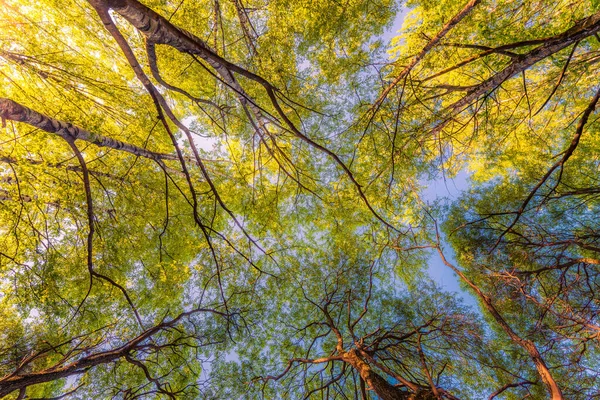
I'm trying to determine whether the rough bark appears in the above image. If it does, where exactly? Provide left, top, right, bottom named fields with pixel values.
left=89, top=0, right=270, bottom=125
left=0, top=98, right=176, bottom=162
left=0, top=316, right=166, bottom=397
left=0, top=308, right=226, bottom=398
left=342, top=349, right=433, bottom=400
left=88, top=0, right=397, bottom=231
left=448, top=11, right=600, bottom=115
left=232, top=0, right=258, bottom=55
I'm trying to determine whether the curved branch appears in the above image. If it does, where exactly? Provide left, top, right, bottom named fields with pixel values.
left=88, top=0, right=400, bottom=231
left=0, top=307, right=229, bottom=397
left=491, top=85, right=600, bottom=249
left=145, top=41, right=223, bottom=110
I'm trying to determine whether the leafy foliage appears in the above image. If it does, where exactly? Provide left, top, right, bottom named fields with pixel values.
left=1, top=0, right=600, bottom=398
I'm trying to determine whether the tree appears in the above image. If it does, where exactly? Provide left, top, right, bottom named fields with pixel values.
left=206, top=236, right=520, bottom=400
left=2, top=0, right=600, bottom=398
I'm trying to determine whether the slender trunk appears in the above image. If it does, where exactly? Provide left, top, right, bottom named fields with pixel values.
left=232, top=0, right=258, bottom=54
left=87, top=0, right=397, bottom=231
left=90, top=0, right=269, bottom=125
left=448, top=12, right=600, bottom=114
left=0, top=98, right=175, bottom=162
left=437, top=248, right=564, bottom=399
left=0, top=308, right=223, bottom=398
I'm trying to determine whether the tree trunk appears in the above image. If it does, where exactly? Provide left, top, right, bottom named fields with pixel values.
left=343, top=349, right=429, bottom=400
left=0, top=98, right=175, bottom=162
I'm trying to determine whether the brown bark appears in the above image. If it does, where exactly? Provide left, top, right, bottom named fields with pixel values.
left=374, top=0, right=481, bottom=108
left=436, top=247, right=564, bottom=400
left=342, top=349, right=434, bottom=400
left=0, top=308, right=226, bottom=398
left=487, top=380, right=534, bottom=400
left=447, top=11, right=600, bottom=116
left=87, top=0, right=397, bottom=232
left=344, top=349, right=409, bottom=400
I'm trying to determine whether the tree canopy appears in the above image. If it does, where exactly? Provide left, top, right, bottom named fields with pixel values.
left=1, top=0, right=600, bottom=398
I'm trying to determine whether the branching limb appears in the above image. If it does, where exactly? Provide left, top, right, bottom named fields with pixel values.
left=0, top=98, right=176, bottom=162
left=65, top=138, right=144, bottom=328
left=491, top=85, right=600, bottom=250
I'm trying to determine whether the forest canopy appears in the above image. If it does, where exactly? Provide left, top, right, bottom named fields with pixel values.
left=1, top=0, right=600, bottom=398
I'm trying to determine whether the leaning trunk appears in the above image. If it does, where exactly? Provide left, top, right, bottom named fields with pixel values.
left=344, top=349, right=417, bottom=400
